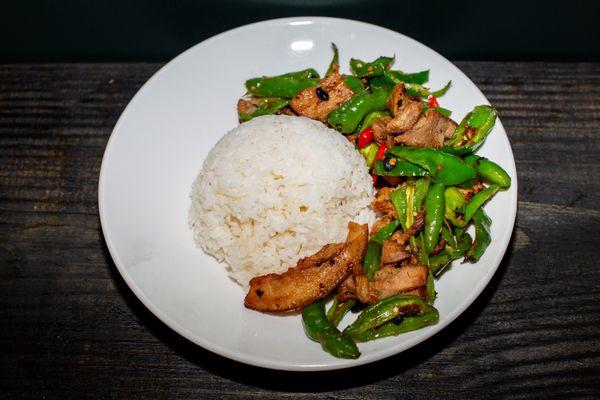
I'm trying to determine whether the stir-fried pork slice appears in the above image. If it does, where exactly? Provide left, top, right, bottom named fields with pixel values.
left=395, top=108, right=446, bottom=148
left=372, top=116, right=393, bottom=146
left=435, top=114, right=457, bottom=139
left=371, top=187, right=397, bottom=219
left=244, top=222, right=368, bottom=312
left=385, top=84, right=423, bottom=134
left=338, top=264, right=429, bottom=304
left=237, top=96, right=262, bottom=117
left=381, top=239, right=412, bottom=265
left=290, top=68, right=354, bottom=122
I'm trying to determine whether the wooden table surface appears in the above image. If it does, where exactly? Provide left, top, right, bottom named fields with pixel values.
left=1, top=62, right=599, bottom=399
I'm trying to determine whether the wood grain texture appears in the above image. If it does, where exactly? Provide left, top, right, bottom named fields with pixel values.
left=0, top=62, right=599, bottom=399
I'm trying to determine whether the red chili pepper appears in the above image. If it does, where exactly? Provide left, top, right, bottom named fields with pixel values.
left=372, top=174, right=378, bottom=185
left=357, top=126, right=374, bottom=149
left=428, top=96, right=439, bottom=108
left=375, top=143, right=387, bottom=160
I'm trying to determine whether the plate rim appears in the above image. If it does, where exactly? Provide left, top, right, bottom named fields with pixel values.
left=98, top=16, right=518, bottom=371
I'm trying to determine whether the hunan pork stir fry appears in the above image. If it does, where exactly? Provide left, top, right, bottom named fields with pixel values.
left=239, top=44, right=511, bottom=359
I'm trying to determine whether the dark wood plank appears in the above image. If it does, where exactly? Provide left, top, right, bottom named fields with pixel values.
left=0, top=62, right=599, bottom=399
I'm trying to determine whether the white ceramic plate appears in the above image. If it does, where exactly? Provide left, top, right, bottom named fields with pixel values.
left=99, top=17, right=517, bottom=371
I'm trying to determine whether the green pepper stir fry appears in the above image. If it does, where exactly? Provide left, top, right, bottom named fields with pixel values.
left=239, top=44, right=512, bottom=359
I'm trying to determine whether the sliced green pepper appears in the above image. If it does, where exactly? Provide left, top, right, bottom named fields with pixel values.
left=429, top=232, right=473, bottom=276
left=326, top=295, right=356, bottom=327
left=458, top=184, right=499, bottom=227
left=372, top=158, right=429, bottom=178
left=343, top=295, right=439, bottom=342
left=443, top=105, right=497, bottom=155
left=362, top=241, right=383, bottom=280
left=424, top=182, right=445, bottom=254
left=385, top=70, right=429, bottom=85
left=303, top=300, right=360, bottom=359
left=343, top=76, right=365, bottom=94
left=405, top=81, right=451, bottom=98
left=238, top=97, right=290, bottom=121
left=245, top=69, right=320, bottom=98
left=387, top=147, right=477, bottom=185
left=326, top=43, right=339, bottom=76
left=444, top=186, right=466, bottom=226
left=327, top=88, right=389, bottom=133
left=464, top=155, right=511, bottom=188
left=350, top=56, right=394, bottom=78
left=464, top=208, right=492, bottom=263
left=359, top=143, right=379, bottom=168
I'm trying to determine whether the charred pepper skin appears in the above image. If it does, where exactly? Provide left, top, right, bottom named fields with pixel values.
left=245, top=69, right=320, bottom=98
left=343, top=295, right=439, bottom=342
left=302, top=300, right=360, bottom=359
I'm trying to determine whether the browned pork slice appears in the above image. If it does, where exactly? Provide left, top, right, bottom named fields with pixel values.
left=371, top=187, right=397, bottom=219
left=337, top=264, right=429, bottom=304
left=395, top=108, right=444, bottom=148
left=385, top=84, right=423, bottom=134
left=381, top=239, right=412, bottom=265
left=290, top=68, right=354, bottom=122
left=244, top=222, right=368, bottom=312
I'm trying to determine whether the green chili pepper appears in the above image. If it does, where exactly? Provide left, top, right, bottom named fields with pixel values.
left=441, top=221, right=457, bottom=248
left=464, top=155, right=511, bottom=188
left=459, top=184, right=500, bottom=227
left=327, top=88, right=390, bottom=133
left=326, top=43, right=339, bottom=76
left=362, top=241, right=383, bottom=280
left=343, top=76, right=365, bottom=94
left=464, top=209, right=492, bottom=263
left=424, top=182, right=445, bottom=254
left=372, top=158, right=429, bottom=177
left=371, top=220, right=401, bottom=245
left=413, top=178, right=430, bottom=214
left=350, top=56, right=395, bottom=78
left=245, top=69, right=320, bottom=98
left=238, top=97, right=290, bottom=121
left=358, top=143, right=379, bottom=168
left=344, top=295, right=439, bottom=342
left=443, top=105, right=497, bottom=155
left=326, top=296, right=356, bottom=327
left=391, top=185, right=408, bottom=231
left=426, top=269, right=436, bottom=304
left=388, top=147, right=477, bottom=185
left=429, top=232, right=473, bottom=275
left=302, top=300, right=360, bottom=359
left=405, top=81, right=452, bottom=98
left=444, top=186, right=466, bottom=226
left=385, top=70, right=429, bottom=85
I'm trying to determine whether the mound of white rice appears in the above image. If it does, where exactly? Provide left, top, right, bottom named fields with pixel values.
left=189, top=115, right=375, bottom=286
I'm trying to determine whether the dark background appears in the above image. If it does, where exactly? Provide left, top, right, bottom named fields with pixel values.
left=2, top=0, right=599, bottom=62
